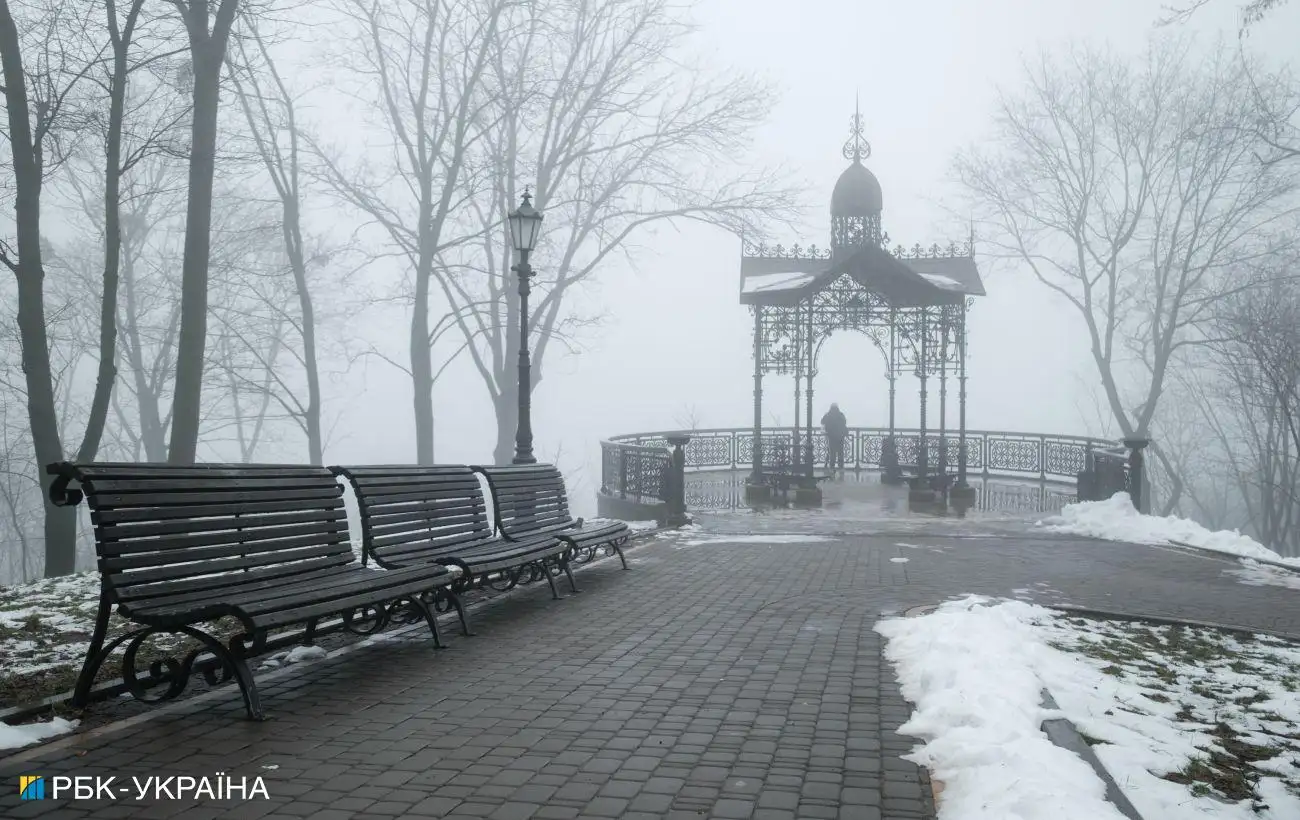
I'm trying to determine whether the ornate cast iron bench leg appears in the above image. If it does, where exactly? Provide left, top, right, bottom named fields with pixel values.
left=560, top=551, right=581, bottom=595
left=72, top=585, right=115, bottom=709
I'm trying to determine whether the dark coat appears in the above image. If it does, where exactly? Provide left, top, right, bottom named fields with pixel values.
left=821, top=408, right=847, bottom=438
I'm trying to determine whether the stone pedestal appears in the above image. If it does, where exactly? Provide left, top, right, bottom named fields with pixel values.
left=793, top=485, right=823, bottom=507
left=907, top=478, right=942, bottom=513
left=744, top=480, right=772, bottom=503
left=949, top=483, right=977, bottom=516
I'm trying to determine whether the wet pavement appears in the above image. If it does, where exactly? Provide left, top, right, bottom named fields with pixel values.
left=3, top=488, right=1296, bottom=819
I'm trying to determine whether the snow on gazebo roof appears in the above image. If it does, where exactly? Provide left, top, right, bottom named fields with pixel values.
left=739, top=242, right=983, bottom=309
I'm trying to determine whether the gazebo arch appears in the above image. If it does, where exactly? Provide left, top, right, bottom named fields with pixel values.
left=741, top=107, right=984, bottom=509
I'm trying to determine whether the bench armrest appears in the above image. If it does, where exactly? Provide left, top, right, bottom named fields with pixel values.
left=46, top=462, right=85, bottom=508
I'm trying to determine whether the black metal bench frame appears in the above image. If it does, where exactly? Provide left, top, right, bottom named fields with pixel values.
left=48, top=462, right=460, bottom=721
left=333, top=465, right=577, bottom=605
left=473, top=464, right=631, bottom=585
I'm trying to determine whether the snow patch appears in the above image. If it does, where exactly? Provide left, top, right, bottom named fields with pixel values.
left=0, top=717, right=79, bottom=751
left=877, top=597, right=1125, bottom=820
left=1040, top=493, right=1300, bottom=567
left=259, top=645, right=328, bottom=670
left=678, top=534, right=835, bottom=548
left=877, top=596, right=1300, bottom=820
left=1227, top=560, right=1300, bottom=591
left=890, top=557, right=910, bottom=564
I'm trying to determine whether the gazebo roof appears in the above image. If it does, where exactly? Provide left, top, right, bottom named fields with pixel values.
left=739, top=243, right=983, bottom=308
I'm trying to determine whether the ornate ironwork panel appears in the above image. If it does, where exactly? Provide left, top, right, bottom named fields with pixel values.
left=600, top=441, right=671, bottom=503
left=986, top=436, right=1042, bottom=474
left=609, top=428, right=1117, bottom=485
left=1045, top=440, right=1089, bottom=477
left=859, top=433, right=884, bottom=466
left=685, top=433, right=733, bottom=469
left=742, top=242, right=834, bottom=260
left=982, top=481, right=1044, bottom=514
left=831, top=214, right=882, bottom=249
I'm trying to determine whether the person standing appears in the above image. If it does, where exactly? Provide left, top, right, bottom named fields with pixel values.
left=821, top=403, right=847, bottom=472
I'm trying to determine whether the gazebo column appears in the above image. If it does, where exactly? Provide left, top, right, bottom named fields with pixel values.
left=911, top=306, right=937, bottom=508
left=805, top=305, right=815, bottom=480
left=748, top=306, right=765, bottom=491
left=917, top=308, right=929, bottom=480
left=793, top=362, right=802, bottom=474
left=939, top=307, right=949, bottom=484
left=882, top=309, right=901, bottom=484
left=952, top=301, right=977, bottom=510
left=805, top=370, right=815, bottom=479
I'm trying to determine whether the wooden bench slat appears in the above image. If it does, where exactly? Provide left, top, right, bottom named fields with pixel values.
left=93, top=497, right=345, bottom=524
left=71, top=463, right=322, bottom=479
left=97, top=518, right=349, bottom=555
left=114, top=563, right=360, bottom=615
left=362, top=496, right=485, bottom=516
left=369, top=526, right=492, bottom=551
left=360, top=487, right=487, bottom=506
left=85, top=476, right=339, bottom=493
left=101, top=530, right=351, bottom=571
left=93, top=487, right=342, bottom=508
left=366, top=506, right=489, bottom=531
left=132, top=564, right=453, bottom=623
left=98, top=508, right=343, bottom=541
left=109, top=542, right=348, bottom=589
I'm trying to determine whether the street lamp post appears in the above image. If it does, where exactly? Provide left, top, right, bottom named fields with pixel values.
left=508, top=188, right=544, bottom=465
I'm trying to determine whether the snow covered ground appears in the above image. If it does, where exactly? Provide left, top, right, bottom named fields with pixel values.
left=1228, top=560, right=1300, bottom=591
left=0, top=716, right=79, bottom=751
left=877, top=597, right=1300, bottom=820
left=1041, top=493, right=1300, bottom=567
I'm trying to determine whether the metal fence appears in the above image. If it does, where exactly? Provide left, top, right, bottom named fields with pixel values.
left=604, top=427, right=1118, bottom=485
left=599, top=440, right=672, bottom=504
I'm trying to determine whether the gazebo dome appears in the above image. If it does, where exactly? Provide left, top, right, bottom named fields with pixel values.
left=831, top=160, right=882, bottom=216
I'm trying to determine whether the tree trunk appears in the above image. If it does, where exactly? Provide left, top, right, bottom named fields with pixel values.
left=411, top=276, right=435, bottom=465
left=169, top=30, right=228, bottom=464
left=283, top=204, right=322, bottom=464
left=493, top=387, right=515, bottom=466
left=0, top=0, right=75, bottom=576
left=78, top=2, right=136, bottom=463
left=121, top=249, right=169, bottom=461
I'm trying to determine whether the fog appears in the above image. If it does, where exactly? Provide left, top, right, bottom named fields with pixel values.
left=328, top=0, right=1300, bottom=507
left=3, top=0, right=1300, bottom=582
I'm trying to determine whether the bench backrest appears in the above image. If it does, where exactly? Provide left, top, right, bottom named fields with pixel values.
left=474, top=464, right=576, bottom=536
left=49, top=462, right=354, bottom=609
left=331, top=465, right=493, bottom=567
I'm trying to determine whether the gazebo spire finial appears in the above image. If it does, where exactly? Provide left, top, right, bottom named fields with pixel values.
left=842, top=95, right=871, bottom=164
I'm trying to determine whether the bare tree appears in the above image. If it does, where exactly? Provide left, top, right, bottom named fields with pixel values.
left=166, top=0, right=241, bottom=464
left=1209, top=266, right=1300, bottom=556
left=226, top=13, right=326, bottom=463
left=1160, top=0, right=1291, bottom=29
left=956, top=38, right=1300, bottom=512
left=0, top=0, right=117, bottom=576
left=446, top=0, right=797, bottom=464
left=1160, top=1, right=1299, bottom=166
left=313, top=0, right=510, bottom=465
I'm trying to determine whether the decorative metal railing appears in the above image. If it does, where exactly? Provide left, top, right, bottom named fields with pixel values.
left=1077, top=445, right=1131, bottom=502
left=599, top=440, right=672, bottom=504
left=603, top=427, right=1118, bottom=486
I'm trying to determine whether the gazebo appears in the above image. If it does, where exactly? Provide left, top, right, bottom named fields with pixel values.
left=740, top=108, right=985, bottom=508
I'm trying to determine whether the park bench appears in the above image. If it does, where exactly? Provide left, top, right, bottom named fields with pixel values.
left=46, top=462, right=459, bottom=721
left=473, top=464, right=631, bottom=585
left=333, top=464, right=576, bottom=605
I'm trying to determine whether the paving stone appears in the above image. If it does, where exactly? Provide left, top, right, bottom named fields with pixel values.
left=7, top=527, right=1285, bottom=820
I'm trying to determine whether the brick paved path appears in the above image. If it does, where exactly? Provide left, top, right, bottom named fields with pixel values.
left=3, top=523, right=1297, bottom=819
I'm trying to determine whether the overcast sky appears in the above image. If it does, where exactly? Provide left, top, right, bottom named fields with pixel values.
left=320, top=0, right=1300, bottom=509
